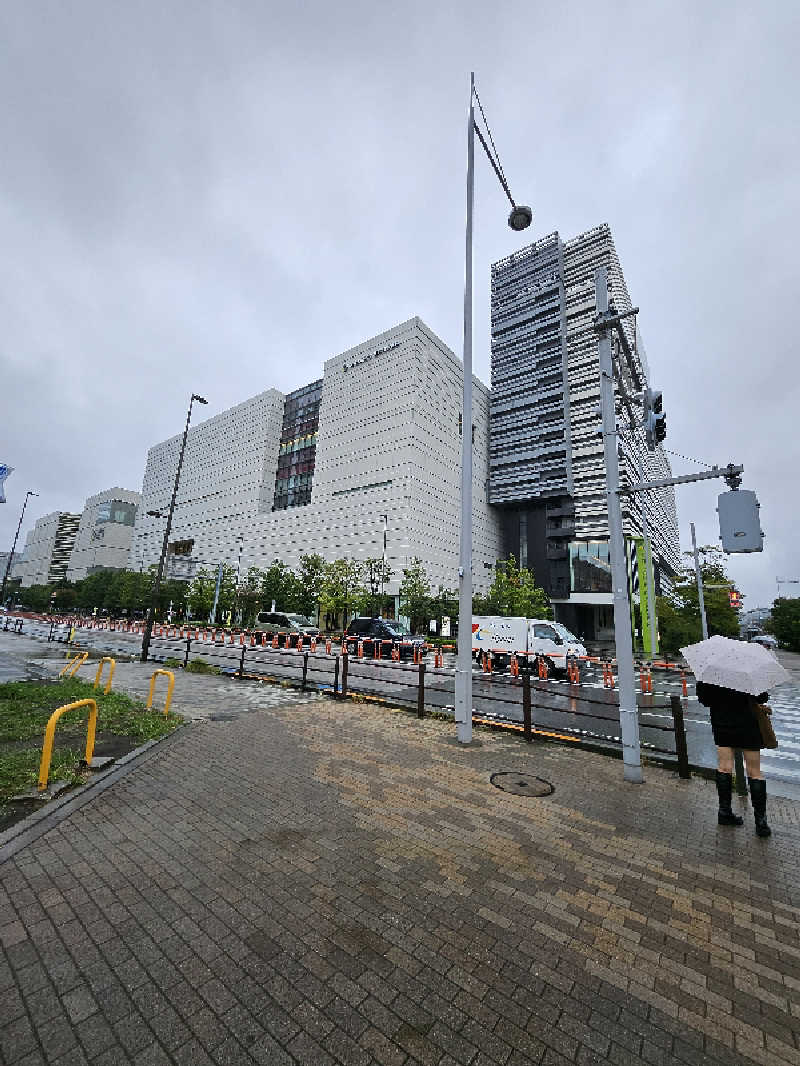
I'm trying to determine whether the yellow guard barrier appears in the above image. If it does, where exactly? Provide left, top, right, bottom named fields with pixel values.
left=38, top=699, right=97, bottom=791
left=147, top=669, right=175, bottom=716
left=59, top=651, right=88, bottom=678
left=93, top=656, right=116, bottom=694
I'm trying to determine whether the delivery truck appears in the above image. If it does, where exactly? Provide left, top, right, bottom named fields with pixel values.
left=472, top=616, right=587, bottom=675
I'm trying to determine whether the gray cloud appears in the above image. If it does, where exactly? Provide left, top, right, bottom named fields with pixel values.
left=1, top=0, right=797, bottom=608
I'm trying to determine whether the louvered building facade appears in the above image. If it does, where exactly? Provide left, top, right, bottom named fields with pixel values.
left=490, top=224, right=680, bottom=641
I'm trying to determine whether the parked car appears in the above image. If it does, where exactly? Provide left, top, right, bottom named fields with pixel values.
left=253, top=611, right=319, bottom=644
left=749, top=633, right=778, bottom=649
left=472, top=616, right=587, bottom=674
left=345, top=617, right=425, bottom=659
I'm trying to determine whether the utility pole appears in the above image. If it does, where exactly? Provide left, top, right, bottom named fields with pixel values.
left=454, top=73, right=532, bottom=745
left=691, top=522, right=709, bottom=641
left=379, top=514, right=388, bottom=617
left=455, top=73, right=476, bottom=745
left=594, top=267, right=643, bottom=783
left=141, top=393, right=207, bottom=662
left=209, top=562, right=224, bottom=625
left=1, top=490, right=38, bottom=606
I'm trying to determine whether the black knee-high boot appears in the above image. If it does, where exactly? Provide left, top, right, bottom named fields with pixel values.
left=715, top=771, right=743, bottom=826
left=748, top=778, right=771, bottom=837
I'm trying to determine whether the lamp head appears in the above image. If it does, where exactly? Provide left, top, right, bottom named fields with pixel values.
left=507, top=204, right=533, bottom=232
left=192, top=394, right=209, bottom=405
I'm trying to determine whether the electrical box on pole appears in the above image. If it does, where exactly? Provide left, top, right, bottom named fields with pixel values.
left=717, top=489, right=764, bottom=553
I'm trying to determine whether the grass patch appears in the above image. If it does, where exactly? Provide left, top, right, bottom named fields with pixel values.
left=185, top=659, right=220, bottom=675
left=163, top=657, right=184, bottom=669
left=0, top=748, right=84, bottom=797
left=0, top=678, right=182, bottom=807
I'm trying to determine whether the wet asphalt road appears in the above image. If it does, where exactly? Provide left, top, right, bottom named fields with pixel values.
left=4, top=617, right=800, bottom=795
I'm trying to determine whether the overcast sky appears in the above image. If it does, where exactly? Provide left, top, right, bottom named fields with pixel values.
left=1, top=1, right=797, bottom=609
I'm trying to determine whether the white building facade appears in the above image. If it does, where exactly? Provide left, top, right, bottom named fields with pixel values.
left=67, top=488, right=141, bottom=581
left=14, top=512, right=81, bottom=587
left=129, top=318, right=501, bottom=611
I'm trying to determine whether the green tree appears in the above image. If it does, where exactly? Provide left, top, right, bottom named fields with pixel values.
left=362, top=557, right=393, bottom=618
left=319, top=559, right=364, bottom=629
left=296, top=554, right=326, bottom=621
left=238, top=566, right=265, bottom=627
left=656, top=546, right=740, bottom=653
left=771, top=598, right=800, bottom=651
left=187, top=568, right=216, bottom=619
left=260, top=560, right=299, bottom=613
left=474, top=556, right=551, bottom=619
left=399, top=558, right=432, bottom=634
left=213, top=564, right=238, bottom=622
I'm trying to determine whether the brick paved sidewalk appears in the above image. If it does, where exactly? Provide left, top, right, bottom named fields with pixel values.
left=2, top=698, right=800, bottom=1066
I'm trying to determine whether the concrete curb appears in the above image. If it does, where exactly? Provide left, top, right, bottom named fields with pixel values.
left=0, top=724, right=190, bottom=865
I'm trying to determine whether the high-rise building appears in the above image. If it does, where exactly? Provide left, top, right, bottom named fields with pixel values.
left=67, top=488, right=141, bottom=581
left=14, top=512, right=81, bottom=586
left=129, top=318, right=501, bottom=615
left=490, top=223, right=680, bottom=641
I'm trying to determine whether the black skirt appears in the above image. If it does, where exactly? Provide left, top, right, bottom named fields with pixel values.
left=696, top=682, right=767, bottom=750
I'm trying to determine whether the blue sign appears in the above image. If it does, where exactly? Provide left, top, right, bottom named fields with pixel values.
left=0, top=465, right=12, bottom=504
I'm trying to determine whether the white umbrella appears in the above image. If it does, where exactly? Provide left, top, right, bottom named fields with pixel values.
left=681, top=634, right=790, bottom=696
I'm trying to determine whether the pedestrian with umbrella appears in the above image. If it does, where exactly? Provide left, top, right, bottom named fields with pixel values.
left=682, top=635, right=790, bottom=837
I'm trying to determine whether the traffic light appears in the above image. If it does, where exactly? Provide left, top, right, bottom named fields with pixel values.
left=728, top=588, right=742, bottom=609
left=642, top=387, right=666, bottom=450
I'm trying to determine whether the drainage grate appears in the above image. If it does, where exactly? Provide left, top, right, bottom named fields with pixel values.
left=209, top=713, right=237, bottom=722
left=490, top=771, right=554, bottom=797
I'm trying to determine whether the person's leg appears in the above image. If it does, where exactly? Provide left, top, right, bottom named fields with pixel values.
left=743, top=749, right=762, bottom=779
left=744, top=750, right=771, bottom=837
left=717, top=746, right=734, bottom=773
left=715, top=747, right=743, bottom=825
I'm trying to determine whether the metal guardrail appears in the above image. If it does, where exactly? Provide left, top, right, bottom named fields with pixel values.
left=11, top=615, right=692, bottom=774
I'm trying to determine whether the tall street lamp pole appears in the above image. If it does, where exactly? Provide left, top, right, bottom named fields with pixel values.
left=141, top=393, right=208, bottom=661
left=455, top=72, right=532, bottom=744
left=379, top=514, right=388, bottom=617
left=1, top=490, right=38, bottom=605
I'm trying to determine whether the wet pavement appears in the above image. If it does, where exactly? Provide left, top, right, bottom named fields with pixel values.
left=2, top=684, right=800, bottom=1065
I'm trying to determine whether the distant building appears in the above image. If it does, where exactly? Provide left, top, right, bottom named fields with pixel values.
left=490, top=224, right=680, bottom=641
left=67, top=488, right=141, bottom=581
left=129, top=318, right=500, bottom=616
left=14, top=512, right=81, bottom=586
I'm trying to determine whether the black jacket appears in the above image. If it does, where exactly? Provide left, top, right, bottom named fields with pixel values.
left=695, top=681, right=768, bottom=750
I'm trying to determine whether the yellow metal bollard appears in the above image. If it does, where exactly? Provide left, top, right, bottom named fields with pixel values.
left=93, top=656, right=116, bottom=694
left=147, top=669, right=175, bottom=716
left=59, top=651, right=88, bottom=678
left=38, top=699, right=98, bottom=791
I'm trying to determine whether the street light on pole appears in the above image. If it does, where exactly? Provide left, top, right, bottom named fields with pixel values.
left=141, top=393, right=208, bottom=662
left=379, top=514, right=388, bottom=617
left=235, top=534, right=244, bottom=624
left=1, top=490, right=38, bottom=606
left=455, top=73, right=532, bottom=744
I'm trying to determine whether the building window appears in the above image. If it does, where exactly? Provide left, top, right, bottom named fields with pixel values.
left=96, top=501, right=137, bottom=527
left=273, top=380, right=322, bottom=511
left=569, top=540, right=612, bottom=593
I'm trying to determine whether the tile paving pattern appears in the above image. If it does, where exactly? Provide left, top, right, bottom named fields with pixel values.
left=2, top=697, right=800, bottom=1065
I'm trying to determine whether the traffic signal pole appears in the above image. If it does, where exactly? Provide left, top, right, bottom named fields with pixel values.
left=595, top=268, right=643, bottom=784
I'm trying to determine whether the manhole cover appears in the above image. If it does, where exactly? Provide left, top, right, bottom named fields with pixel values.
left=490, top=771, right=554, bottom=797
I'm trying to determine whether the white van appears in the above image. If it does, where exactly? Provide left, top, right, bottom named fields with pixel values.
left=472, top=616, right=587, bottom=673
